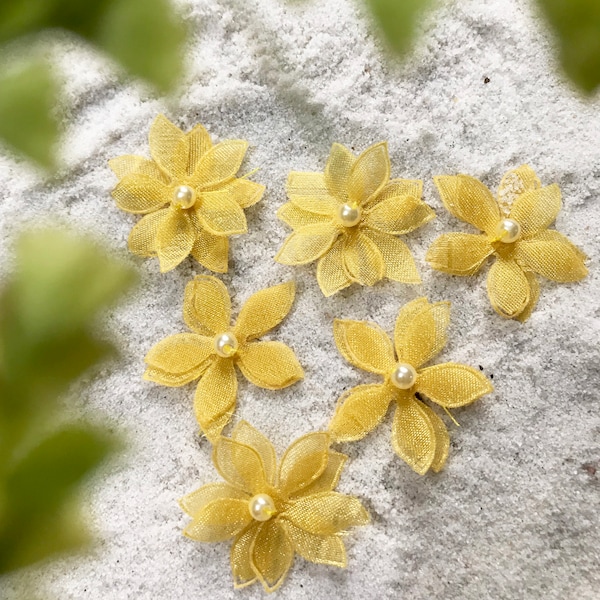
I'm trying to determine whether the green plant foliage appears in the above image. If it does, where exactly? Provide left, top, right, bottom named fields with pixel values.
left=0, top=229, right=137, bottom=574
left=537, top=0, right=600, bottom=93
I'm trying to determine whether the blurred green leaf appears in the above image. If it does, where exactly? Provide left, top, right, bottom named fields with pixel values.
left=537, top=0, right=600, bottom=93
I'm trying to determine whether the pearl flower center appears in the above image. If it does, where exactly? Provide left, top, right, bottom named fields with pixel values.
left=248, top=493, right=277, bottom=522
left=337, top=202, right=362, bottom=227
left=495, top=218, right=521, bottom=244
left=173, top=185, right=196, bottom=209
left=390, top=363, right=417, bottom=390
left=213, top=332, right=238, bottom=358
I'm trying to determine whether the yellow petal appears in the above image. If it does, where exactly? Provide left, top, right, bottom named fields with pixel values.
left=333, top=319, right=396, bottom=374
left=363, top=194, right=435, bottom=235
left=316, top=239, right=352, bottom=296
left=234, top=281, right=296, bottom=341
left=342, top=231, right=384, bottom=286
left=179, top=483, right=249, bottom=517
left=328, top=383, right=395, bottom=442
left=281, top=521, right=346, bottom=567
left=275, top=223, right=339, bottom=265
left=363, top=178, right=423, bottom=211
left=148, top=114, right=188, bottom=180
left=289, top=194, right=338, bottom=216
left=250, top=520, right=294, bottom=593
left=284, top=492, right=369, bottom=535
left=278, top=432, right=331, bottom=496
left=186, top=122, right=212, bottom=176
left=196, top=191, right=248, bottom=235
left=516, top=272, right=540, bottom=323
left=434, top=175, right=500, bottom=236
left=509, top=185, right=562, bottom=236
left=277, top=202, right=332, bottom=230
left=190, top=228, right=229, bottom=273
left=237, top=341, right=304, bottom=390
left=111, top=174, right=170, bottom=214
left=231, top=526, right=259, bottom=589
left=143, top=333, right=214, bottom=386
left=324, top=143, right=355, bottom=201
left=497, top=165, right=541, bottom=212
left=363, top=229, right=421, bottom=284
left=292, top=451, right=347, bottom=498
left=426, top=233, right=494, bottom=276
left=183, top=498, right=252, bottom=542
left=231, top=421, right=277, bottom=486
left=127, top=208, right=170, bottom=257
left=514, top=230, right=588, bottom=282
left=191, top=140, right=249, bottom=189
left=416, top=363, right=493, bottom=408
left=214, top=177, right=265, bottom=208
left=286, top=171, right=331, bottom=199
left=424, top=404, right=450, bottom=473
left=194, top=358, right=237, bottom=442
left=486, top=257, right=531, bottom=319
left=348, top=142, right=390, bottom=206
left=109, top=155, right=168, bottom=182
left=183, top=275, right=231, bottom=337
left=155, top=208, right=195, bottom=272
left=213, top=436, right=268, bottom=494
left=394, top=298, right=451, bottom=368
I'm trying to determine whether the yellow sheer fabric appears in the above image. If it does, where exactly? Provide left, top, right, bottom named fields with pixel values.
left=180, top=422, right=369, bottom=592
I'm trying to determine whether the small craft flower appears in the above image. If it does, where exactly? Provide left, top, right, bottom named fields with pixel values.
left=426, top=165, right=588, bottom=321
left=144, top=276, right=303, bottom=441
left=275, top=142, right=435, bottom=296
left=109, top=114, right=264, bottom=273
left=180, top=421, right=369, bottom=592
left=328, top=298, right=493, bottom=475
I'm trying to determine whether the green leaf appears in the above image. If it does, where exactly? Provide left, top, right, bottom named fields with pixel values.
left=364, top=0, right=433, bottom=55
left=0, top=60, right=59, bottom=169
left=537, top=0, right=600, bottom=93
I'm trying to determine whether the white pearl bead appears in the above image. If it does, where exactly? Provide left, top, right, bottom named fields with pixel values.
left=173, top=185, right=196, bottom=209
left=390, top=363, right=417, bottom=390
left=213, top=332, right=238, bottom=358
left=248, top=493, right=276, bottom=522
left=496, top=218, right=521, bottom=243
left=337, top=202, right=362, bottom=227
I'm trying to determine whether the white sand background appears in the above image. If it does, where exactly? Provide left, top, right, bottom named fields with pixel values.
left=1, top=0, right=600, bottom=598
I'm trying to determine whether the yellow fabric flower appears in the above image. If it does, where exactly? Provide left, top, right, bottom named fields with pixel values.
left=328, top=298, right=493, bottom=475
left=109, top=114, right=264, bottom=273
left=426, top=165, right=588, bottom=321
left=144, top=276, right=303, bottom=441
left=180, top=421, right=369, bottom=592
left=275, top=142, right=435, bottom=296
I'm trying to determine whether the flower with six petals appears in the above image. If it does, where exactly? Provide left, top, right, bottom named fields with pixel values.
left=275, top=142, right=435, bottom=296
left=426, top=165, right=588, bottom=321
left=110, top=114, right=264, bottom=273
left=180, top=421, right=369, bottom=592
left=328, top=298, right=493, bottom=474
left=144, top=276, right=303, bottom=441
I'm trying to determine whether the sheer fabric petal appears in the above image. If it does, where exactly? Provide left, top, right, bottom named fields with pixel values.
left=231, top=421, right=277, bottom=486
left=422, top=403, right=450, bottom=473
left=324, top=143, right=355, bottom=201
left=186, top=123, right=212, bottom=176
left=286, top=172, right=331, bottom=199
left=316, top=239, right=352, bottom=296
left=277, top=203, right=332, bottom=229
left=509, top=185, right=562, bottom=236
left=127, top=208, right=170, bottom=257
left=426, top=233, right=494, bottom=276
left=111, top=174, right=170, bottom=214
left=212, top=437, right=267, bottom=494
left=342, top=231, right=385, bottom=286
left=363, top=229, right=421, bottom=284
left=231, top=526, right=259, bottom=589
left=109, top=155, right=168, bottom=182
left=183, top=498, right=252, bottom=542
left=281, top=521, right=346, bottom=567
left=190, top=229, right=229, bottom=273
left=196, top=192, right=248, bottom=235
left=497, top=164, right=541, bottom=212
left=155, top=208, right=195, bottom=272
left=183, top=275, right=231, bottom=337
left=363, top=194, right=435, bottom=235
left=191, top=140, right=249, bottom=189
left=292, top=451, right=347, bottom=498
left=516, top=272, right=540, bottom=323
left=148, top=114, right=189, bottom=180
left=486, top=257, right=531, bottom=319
left=363, top=178, right=423, bottom=211
left=348, top=142, right=390, bottom=206
left=275, top=223, right=340, bottom=265
left=179, top=483, right=249, bottom=517
left=250, top=520, right=294, bottom=592
left=290, top=194, right=338, bottom=216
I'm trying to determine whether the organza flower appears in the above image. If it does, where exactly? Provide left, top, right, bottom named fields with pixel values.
left=144, top=276, right=303, bottom=441
left=275, top=142, right=435, bottom=296
left=109, top=114, right=264, bottom=273
left=328, top=298, right=493, bottom=475
left=426, top=165, right=588, bottom=321
left=180, top=421, right=369, bottom=592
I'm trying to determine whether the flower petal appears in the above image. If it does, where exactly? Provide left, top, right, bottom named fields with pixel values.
left=194, top=358, right=238, bottom=442
left=363, top=178, right=423, bottom=211
left=316, top=239, right=352, bottom=296
left=231, top=526, right=259, bottom=589
left=333, top=319, right=396, bottom=375
left=497, top=165, right=541, bottom=212
left=516, top=272, right=540, bottom=323
left=109, top=155, right=167, bottom=182
left=292, top=451, right=347, bottom=498
left=234, top=281, right=296, bottom=341
left=231, top=421, right=277, bottom=486
left=324, top=143, right=355, bottom=201
left=424, top=404, right=450, bottom=473
left=364, top=194, right=435, bottom=235
left=290, top=194, right=339, bottom=216
left=179, top=483, right=249, bottom=517
left=250, top=520, right=294, bottom=593
left=486, top=257, right=531, bottom=319
left=155, top=208, right=195, bottom=272
left=192, top=140, right=249, bottom=189
left=278, top=432, right=331, bottom=496
left=286, top=172, right=330, bottom=197
left=342, top=231, right=385, bottom=286
left=237, top=341, right=304, bottom=390
left=148, top=114, right=188, bottom=180
left=509, top=185, right=562, bottom=236
left=426, top=233, right=494, bottom=276
left=328, top=384, right=395, bottom=442
left=275, top=223, right=340, bottom=265
left=190, top=228, right=229, bottom=273
left=212, top=436, right=267, bottom=494
left=281, top=521, right=346, bottom=567
left=348, top=142, right=390, bottom=206
left=196, top=192, right=248, bottom=235
left=111, top=174, right=170, bottom=214
left=434, top=175, right=500, bottom=235
left=143, top=333, right=214, bottom=386
left=215, top=178, right=265, bottom=208
left=186, top=122, right=212, bottom=175
left=183, top=498, right=252, bottom=542
left=514, top=230, right=588, bottom=282
left=277, top=202, right=332, bottom=230
left=127, top=208, right=170, bottom=257
left=284, top=492, right=369, bottom=535
left=416, top=363, right=493, bottom=408
left=363, top=229, right=421, bottom=284
left=394, top=298, right=451, bottom=369
left=183, top=275, right=231, bottom=337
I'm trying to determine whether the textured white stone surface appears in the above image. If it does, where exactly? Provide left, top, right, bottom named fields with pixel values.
left=1, top=0, right=600, bottom=598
